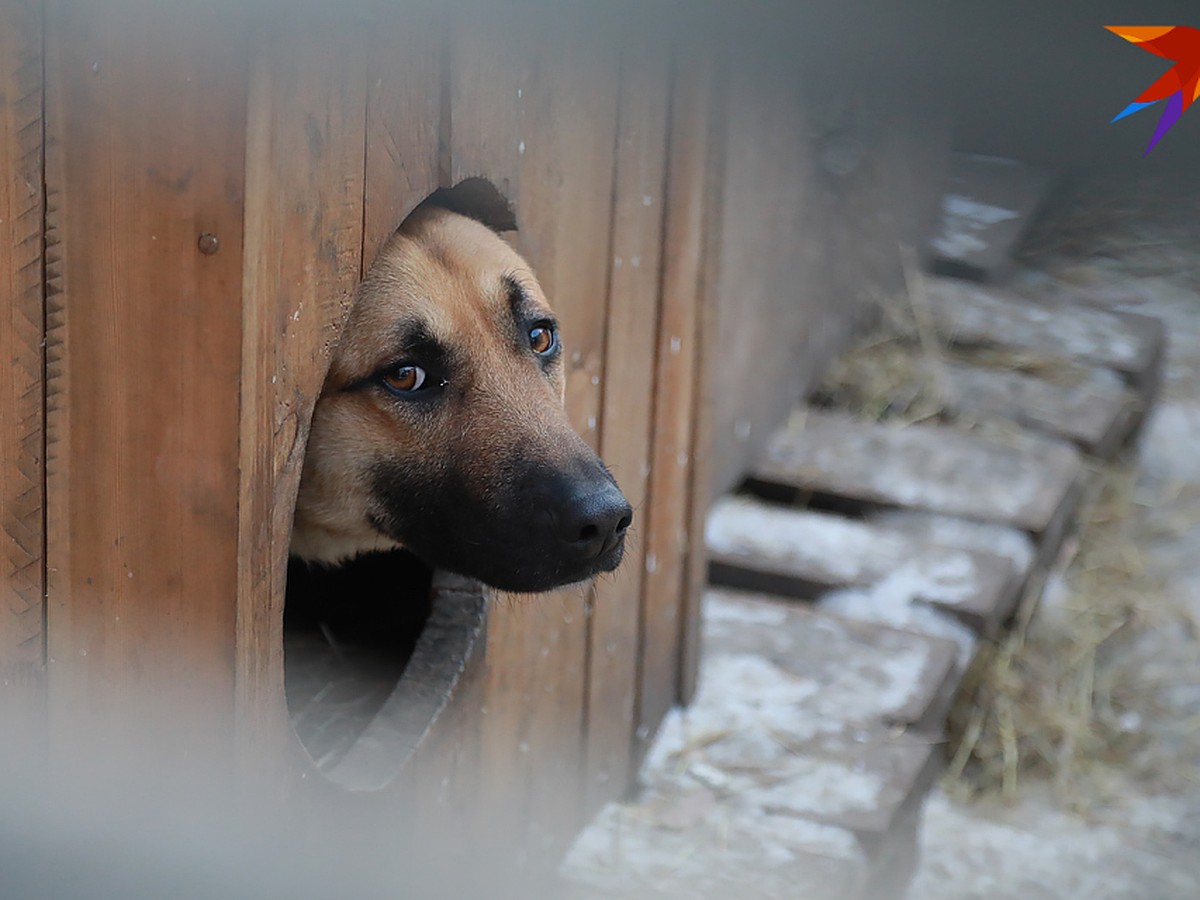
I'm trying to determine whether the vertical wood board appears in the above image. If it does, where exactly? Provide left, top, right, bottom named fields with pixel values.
left=236, top=14, right=368, bottom=778
left=361, top=5, right=444, bottom=269
left=44, top=0, right=247, bottom=754
left=636, top=57, right=714, bottom=758
left=0, top=0, right=45, bottom=692
left=584, top=44, right=671, bottom=811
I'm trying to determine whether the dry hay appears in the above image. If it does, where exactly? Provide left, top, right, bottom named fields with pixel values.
left=817, top=309, right=1193, bottom=808
left=1018, top=174, right=1200, bottom=289
left=942, top=466, right=1162, bottom=809
left=817, top=317, right=1196, bottom=812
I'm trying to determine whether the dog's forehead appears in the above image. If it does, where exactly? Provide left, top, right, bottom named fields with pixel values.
left=331, top=209, right=550, bottom=378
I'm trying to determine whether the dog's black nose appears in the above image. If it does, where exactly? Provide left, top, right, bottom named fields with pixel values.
left=556, top=481, right=632, bottom=560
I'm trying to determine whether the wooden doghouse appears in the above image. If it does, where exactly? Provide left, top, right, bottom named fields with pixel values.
left=1, top=0, right=949, bottom=886
left=0, top=0, right=723, bottom=882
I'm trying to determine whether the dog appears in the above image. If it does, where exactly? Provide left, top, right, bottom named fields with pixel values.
left=290, top=205, right=632, bottom=593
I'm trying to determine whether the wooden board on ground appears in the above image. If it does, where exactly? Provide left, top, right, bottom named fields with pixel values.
left=704, top=590, right=960, bottom=734
left=563, top=790, right=870, bottom=900
left=706, top=496, right=1024, bottom=636
left=929, top=154, right=1052, bottom=281
left=697, top=592, right=946, bottom=840
left=565, top=589, right=956, bottom=900
left=924, top=277, right=1166, bottom=405
left=750, top=410, right=1083, bottom=536
left=938, top=360, right=1138, bottom=459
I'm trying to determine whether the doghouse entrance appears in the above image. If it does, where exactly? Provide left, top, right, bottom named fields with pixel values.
left=283, top=550, right=434, bottom=774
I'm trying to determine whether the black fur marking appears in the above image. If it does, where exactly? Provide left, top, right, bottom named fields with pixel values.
left=366, top=448, right=628, bottom=593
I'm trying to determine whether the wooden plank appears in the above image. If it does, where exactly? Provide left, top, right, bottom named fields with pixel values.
left=361, top=5, right=443, bottom=269
left=635, top=57, right=713, bottom=760
left=0, top=0, right=44, bottom=701
left=678, top=59, right=724, bottom=708
left=705, top=591, right=959, bottom=736
left=939, top=360, right=1138, bottom=458
left=925, top=277, right=1165, bottom=388
left=565, top=589, right=957, bottom=899
left=446, top=5, right=533, bottom=210
left=236, top=14, right=367, bottom=777
left=706, top=496, right=1024, bottom=637
left=930, top=154, right=1053, bottom=281
left=44, top=0, right=247, bottom=759
left=751, top=410, right=1084, bottom=535
left=583, top=45, right=670, bottom=812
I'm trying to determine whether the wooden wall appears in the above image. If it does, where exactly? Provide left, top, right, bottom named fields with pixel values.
left=0, top=0, right=952, bottom=887
left=0, top=0, right=43, bottom=721
left=0, top=0, right=719, bottom=885
left=708, top=58, right=951, bottom=493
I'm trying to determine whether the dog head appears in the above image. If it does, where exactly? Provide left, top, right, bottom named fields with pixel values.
left=291, top=206, right=632, bottom=592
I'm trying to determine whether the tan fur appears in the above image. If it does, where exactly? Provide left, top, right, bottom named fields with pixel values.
left=291, top=206, right=580, bottom=566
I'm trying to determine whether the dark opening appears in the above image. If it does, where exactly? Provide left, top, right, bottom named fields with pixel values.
left=419, top=177, right=518, bottom=232
left=283, top=550, right=435, bottom=773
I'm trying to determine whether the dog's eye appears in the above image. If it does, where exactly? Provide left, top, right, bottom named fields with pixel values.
left=529, top=323, right=557, bottom=356
left=381, top=364, right=427, bottom=394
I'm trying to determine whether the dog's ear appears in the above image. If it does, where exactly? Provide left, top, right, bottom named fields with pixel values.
left=418, top=178, right=517, bottom=233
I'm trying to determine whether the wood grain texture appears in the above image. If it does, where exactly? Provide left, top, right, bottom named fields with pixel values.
left=706, top=61, right=818, bottom=496
left=44, top=0, right=246, bottom=757
left=583, top=44, right=670, bottom=812
left=0, top=0, right=45, bottom=691
left=362, top=4, right=443, bottom=269
left=236, top=14, right=367, bottom=778
left=446, top=5, right=533, bottom=213
left=678, top=63, right=724, bottom=706
left=635, top=56, right=715, bottom=759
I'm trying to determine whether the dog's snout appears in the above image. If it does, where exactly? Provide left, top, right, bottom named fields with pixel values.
left=556, top=480, right=632, bottom=560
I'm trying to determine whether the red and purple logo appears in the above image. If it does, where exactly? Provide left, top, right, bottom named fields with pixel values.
left=1107, top=26, right=1200, bottom=154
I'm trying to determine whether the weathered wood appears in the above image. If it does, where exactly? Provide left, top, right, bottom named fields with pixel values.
left=939, top=360, right=1138, bottom=458
left=0, top=0, right=44, bottom=696
left=44, top=0, right=247, bottom=757
left=635, top=56, right=714, bottom=761
left=706, top=61, right=816, bottom=496
left=565, top=589, right=955, bottom=899
left=583, top=45, right=670, bottom=812
left=446, top=5, right=532, bottom=213
left=930, top=153, right=1052, bottom=281
left=236, top=14, right=367, bottom=776
left=751, top=410, right=1084, bottom=535
left=707, top=67, right=949, bottom=497
left=707, top=496, right=1024, bottom=637
left=678, top=59, right=725, bottom=709
left=925, top=277, right=1165, bottom=389
left=362, top=5, right=443, bottom=269
left=577, top=589, right=945, bottom=892
left=564, top=794, right=869, bottom=900
left=705, top=591, right=960, bottom=735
